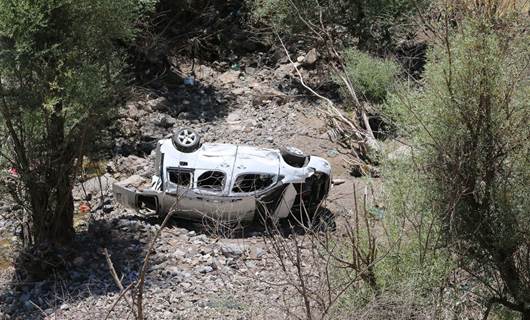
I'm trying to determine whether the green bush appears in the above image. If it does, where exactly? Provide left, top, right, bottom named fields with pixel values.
left=0, top=0, right=154, bottom=245
left=342, top=48, right=400, bottom=104
left=386, top=6, right=530, bottom=319
left=246, top=0, right=429, bottom=51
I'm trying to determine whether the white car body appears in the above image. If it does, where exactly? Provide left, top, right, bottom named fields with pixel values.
left=113, top=138, right=332, bottom=224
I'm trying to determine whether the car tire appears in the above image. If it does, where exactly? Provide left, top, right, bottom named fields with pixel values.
left=280, top=146, right=308, bottom=168
left=172, top=128, right=201, bottom=152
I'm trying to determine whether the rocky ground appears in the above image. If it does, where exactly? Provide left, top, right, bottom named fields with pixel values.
left=0, top=52, right=371, bottom=320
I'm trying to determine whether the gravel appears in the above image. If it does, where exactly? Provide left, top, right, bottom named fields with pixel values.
left=0, top=57, right=343, bottom=320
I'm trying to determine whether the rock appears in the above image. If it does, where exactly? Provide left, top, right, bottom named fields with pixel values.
left=198, top=265, right=213, bottom=274
left=231, top=88, right=245, bottom=95
left=266, top=137, right=274, bottom=143
left=296, top=55, right=305, bottom=63
left=218, top=71, right=239, bottom=85
left=191, top=234, right=208, bottom=244
left=245, top=66, right=256, bottom=75
left=114, top=174, right=148, bottom=189
left=220, top=243, right=247, bottom=257
left=76, top=175, right=116, bottom=198
left=226, top=111, right=241, bottom=123
left=146, top=97, right=169, bottom=111
left=304, top=48, right=318, bottom=65
left=249, top=247, right=265, bottom=260
left=177, top=112, right=192, bottom=120
left=123, top=102, right=142, bottom=120
left=155, top=114, right=177, bottom=129
left=73, top=256, right=85, bottom=267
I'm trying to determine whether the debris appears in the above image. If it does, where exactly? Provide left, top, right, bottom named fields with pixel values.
left=183, top=76, right=195, bottom=86
left=327, top=149, right=339, bottom=158
left=79, top=203, right=91, bottom=213
left=332, top=179, right=346, bottom=186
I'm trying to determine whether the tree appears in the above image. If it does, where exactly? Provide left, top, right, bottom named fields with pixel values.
left=247, top=0, right=428, bottom=52
left=0, top=0, right=154, bottom=246
left=388, top=1, right=529, bottom=318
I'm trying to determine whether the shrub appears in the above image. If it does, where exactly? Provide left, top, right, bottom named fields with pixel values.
left=246, top=0, right=428, bottom=52
left=342, top=48, right=400, bottom=104
left=0, top=0, right=154, bottom=246
left=387, top=2, right=530, bottom=318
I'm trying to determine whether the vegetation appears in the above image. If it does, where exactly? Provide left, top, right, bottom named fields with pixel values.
left=0, top=0, right=153, bottom=246
left=247, top=0, right=427, bottom=52
left=386, top=1, right=530, bottom=318
left=342, top=48, right=400, bottom=104
left=0, top=0, right=528, bottom=319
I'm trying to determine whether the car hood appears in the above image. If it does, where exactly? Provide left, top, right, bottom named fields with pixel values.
left=160, top=140, right=281, bottom=176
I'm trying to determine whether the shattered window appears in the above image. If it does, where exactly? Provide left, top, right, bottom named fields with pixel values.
left=232, top=174, right=275, bottom=193
left=168, top=170, right=192, bottom=187
left=197, top=171, right=225, bottom=192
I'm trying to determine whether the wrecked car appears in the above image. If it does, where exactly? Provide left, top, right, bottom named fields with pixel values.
left=113, top=128, right=332, bottom=225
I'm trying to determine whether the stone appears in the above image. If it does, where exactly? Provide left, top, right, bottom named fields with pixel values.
left=155, top=114, right=177, bottom=129
left=226, top=112, right=241, bottom=123
left=220, top=243, right=247, bottom=257
left=218, top=71, right=239, bottom=84
left=304, top=48, right=318, bottom=65
left=231, top=88, right=245, bottom=95
left=114, top=174, right=147, bottom=189
left=254, top=247, right=265, bottom=259
left=73, top=256, right=85, bottom=267
left=146, top=97, right=169, bottom=111
left=198, top=265, right=213, bottom=274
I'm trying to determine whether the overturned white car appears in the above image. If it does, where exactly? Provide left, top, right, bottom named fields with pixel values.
left=113, top=128, right=332, bottom=225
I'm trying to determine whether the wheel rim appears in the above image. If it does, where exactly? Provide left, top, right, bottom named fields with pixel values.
left=287, top=146, right=304, bottom=156
left=177, top=129, right=197, bottom=146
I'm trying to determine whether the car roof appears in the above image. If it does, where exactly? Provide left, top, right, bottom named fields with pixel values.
left=159, top=140, right=281, bottom=177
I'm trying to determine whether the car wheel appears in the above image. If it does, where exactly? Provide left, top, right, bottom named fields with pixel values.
left=172, top=128, right=201, bottom=152
left=280, top=146, right=308, bottom=168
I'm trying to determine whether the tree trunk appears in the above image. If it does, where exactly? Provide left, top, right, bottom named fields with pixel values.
left=29, top=176, right=74, bottom=245
left=27, top=102, right=75, bottom=246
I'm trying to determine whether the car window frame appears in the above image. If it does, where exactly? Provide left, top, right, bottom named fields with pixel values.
left=165, top=167, right=194, bottom=192
left=230, top=172, right=278, bottom=195
left=194, top=169, right=228, bottom=195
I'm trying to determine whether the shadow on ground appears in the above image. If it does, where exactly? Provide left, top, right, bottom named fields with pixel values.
left=0, top=218, right=152, bottom=319
left=133, top=206, right=336, bottom=239
left=0, top=208, right=335, bottom=319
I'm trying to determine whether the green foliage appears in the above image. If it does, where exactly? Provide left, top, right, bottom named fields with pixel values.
left=247, top=0, right=428, bottom=51
left=342, top=48, right=400, bottom=103
left=386, top=7, right=530, bottom=317
left=0, top=0, right=153, bottom=244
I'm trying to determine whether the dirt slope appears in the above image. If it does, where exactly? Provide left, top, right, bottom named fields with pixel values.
left=0, top=57, right=366, bottom=320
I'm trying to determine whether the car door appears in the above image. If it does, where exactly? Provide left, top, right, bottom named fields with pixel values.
left=161, top=168, right=205, bottom=219
left=194, top=169, right=255, bottom=223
